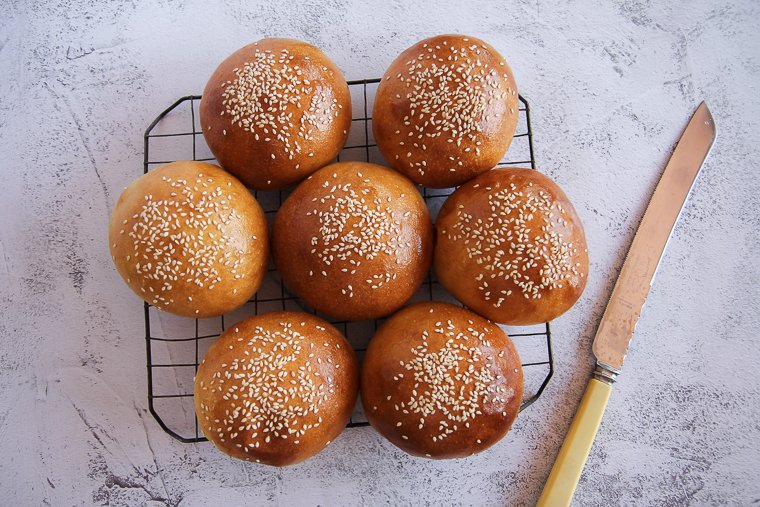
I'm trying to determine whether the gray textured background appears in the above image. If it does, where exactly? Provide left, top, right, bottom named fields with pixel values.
left=1, top=0, right=759, bottom=505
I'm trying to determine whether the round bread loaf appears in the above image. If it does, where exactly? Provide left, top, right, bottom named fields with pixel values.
left=194, top=312, right=359, bottom=466
left=361, top=302, right=523, bottom=458
left=272, top=161, right=434, bottom=320
left=108, top=161, right=268, bottom=318
left=435, top=168, right=589, bottom=325
left=200, top=38, right=352, bottom=190
left=373, top=34, right=519, bottom=188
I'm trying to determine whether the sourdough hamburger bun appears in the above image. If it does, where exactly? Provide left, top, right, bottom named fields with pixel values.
left=272, top=161, right=433, bottom=320
left=361, top=302, right=523, bottom=458
left=108, top=161, right=268, bottom=317
left=373, top=34, right=519, bottom=188
left=435, top=168, right=588, bottom=325
left=200, top=38, right=352, bottom=190
left=194, top=312, right=359, bottom=466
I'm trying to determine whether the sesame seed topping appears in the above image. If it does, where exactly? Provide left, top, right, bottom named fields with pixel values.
left=198, top=321, right=337, bottom=450
left=391, top=319, right=516, bottom=443
left=307, top=172, right=408, bottom=288
left=388, top=39, right=516, bottom=170
left=445, top=177, right=580, bottom=302
left=122, top=170, right=252, bottom=312
left=221, top=48, right=341, bottom=159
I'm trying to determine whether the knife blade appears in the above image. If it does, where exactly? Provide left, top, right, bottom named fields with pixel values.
left=537, top=102, right=716, bottom=507
left=593, top=102, right=716, bottom=374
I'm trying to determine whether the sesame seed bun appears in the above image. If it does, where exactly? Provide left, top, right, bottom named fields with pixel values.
left=108, top=161, right=268, bottom=317
left=272, top=161, right=434, bottom=320
left=372, top=34, right=519, bottom=188
left=361, top=302, right=523, bottom=459
left=194, top=312, right=359, bottom=466
left=435, top=168, right=589, bottom=325
left=200, top=38, right=352, bottom=190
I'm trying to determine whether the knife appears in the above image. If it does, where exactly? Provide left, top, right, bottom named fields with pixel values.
left=536, top=102, right=717, bottom=507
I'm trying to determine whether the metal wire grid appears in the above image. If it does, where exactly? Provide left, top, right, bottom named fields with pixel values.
left=143, top=78, right=553, bottom=443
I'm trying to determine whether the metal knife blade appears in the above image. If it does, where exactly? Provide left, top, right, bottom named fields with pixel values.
left=592, top=102, right=716, bottom=373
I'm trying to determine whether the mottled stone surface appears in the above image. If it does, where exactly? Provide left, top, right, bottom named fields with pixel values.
left=1, top=0, right=759, bottom=505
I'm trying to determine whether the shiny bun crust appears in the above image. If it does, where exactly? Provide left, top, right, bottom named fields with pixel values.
left=435, top=168, right=589, bottom=325
left=373, top=34, right=519, bottom=188
left=200, top=38, right=352, bottom=190
left=361, top=302, right=523, bottom=458
left=272, top=161, right=434, bottom=320
left=108, top=161, right=268, bottom=318
left=194, top=312, right=359, bottom=466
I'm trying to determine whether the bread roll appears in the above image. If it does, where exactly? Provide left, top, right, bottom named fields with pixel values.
left=435, top=168, right=588, bottom=325
left=272, top=161, right=434, bottom=320
left=373, top=34, right=519, bottom=188
left=108, top=161, right=268, bottom=317
left=361, top=302, right=523, bottom=458
left=200, top=38, right=352, bottom=190
left=194, top=312, right=359, bottom=466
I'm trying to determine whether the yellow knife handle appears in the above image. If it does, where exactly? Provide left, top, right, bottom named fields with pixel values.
left=536, top=377, right=613, bottom=507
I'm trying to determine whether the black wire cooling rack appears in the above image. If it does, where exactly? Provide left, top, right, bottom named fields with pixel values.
left=142, top=78, right=553, bottom=443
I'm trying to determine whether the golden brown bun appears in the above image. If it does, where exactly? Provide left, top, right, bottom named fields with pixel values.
left=435, top=168, right=589, bottom=325
left=200, top=38, right=352, bottom=190
left=272, top=161, right=434, bottom=320
left=373, top=34, right=519, bottom=188
left=108, top=161, right=268, bottom=318
left=194, top=312, right=359, bottom=466
left=361, top=302, right=523, bottom=458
